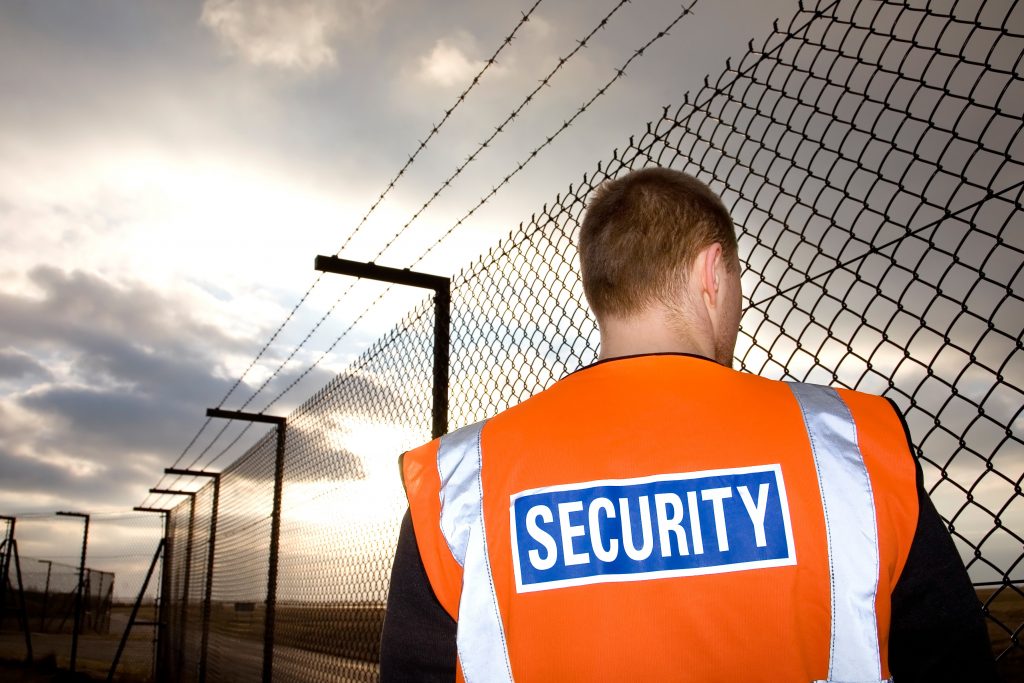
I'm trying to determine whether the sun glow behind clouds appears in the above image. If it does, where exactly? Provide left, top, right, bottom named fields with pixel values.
left=0, top=134, right=435, bottom=354
left=275, top=419, right=415, bottom=601
left=283, top=418, right=413, bottom=529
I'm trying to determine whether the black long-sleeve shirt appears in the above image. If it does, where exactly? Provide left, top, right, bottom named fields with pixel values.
left=379, top=402, right=997, bottom=682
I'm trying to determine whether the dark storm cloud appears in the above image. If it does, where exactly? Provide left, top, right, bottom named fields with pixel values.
left=0, top=267, right=267, bottom=506
left=0, top=446, right=147, bottom=509
left=0, top=267, right=380, bottom=499
left=0, top=266, right=251, bottom=356
left=0, top=348, right=51, bottom=381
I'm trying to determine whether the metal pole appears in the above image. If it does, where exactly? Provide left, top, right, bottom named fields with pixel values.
left=11, top=539, right=33, bottom=662
left=313, top=255, right=451, bottom=437
left=201, top=408, right=286, bottom=683
left=158, top=512, right=172, bottom=683
left=163, top=470, right=221, bottom=683
left=201, top=477, right=219, bottom=683
left=106, top=537, right=165, bottom=682
left=135, top=506, right=172, bottom=683
left=263, top=422, right=287, bottom=683
left=149, top=490, right=197, bottom=681
left=40, top=559, right=52, bottom=631
left=183, top=497, right=195, bottom=679
left=432, top=286, right=451, bottom=439
left=0, top=516, right=14, bottom=630
left=56, top=511, right=90, bottom=675
left=182, top=497, right=196, bottom=679
left=84, top=568, right=92, bottom=631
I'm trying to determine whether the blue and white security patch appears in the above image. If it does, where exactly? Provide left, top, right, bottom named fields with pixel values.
left=509, top=464, right=796, bottom=593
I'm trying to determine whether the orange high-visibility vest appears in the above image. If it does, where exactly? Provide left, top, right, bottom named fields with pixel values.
left=402, top=355, right=919, bottom=682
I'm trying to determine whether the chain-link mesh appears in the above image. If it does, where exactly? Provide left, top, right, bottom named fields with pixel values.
left=158, top=0, right=1021, bottom=679
left=166, top=503, right=190, bottom=681
left=206, top=431, right=277, bottom=683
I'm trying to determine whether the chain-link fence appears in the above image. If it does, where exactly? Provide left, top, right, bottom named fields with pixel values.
left=153, top=0, right=1022, bottom=680
left=10, top=558, right=115, bottom=635
left=0, top=513, right=165, bottom=681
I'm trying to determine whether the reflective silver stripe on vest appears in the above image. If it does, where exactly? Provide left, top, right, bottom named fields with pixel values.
left=789, top=383, right=883, bottom=683
left=436, top=420, right=515, bottom=683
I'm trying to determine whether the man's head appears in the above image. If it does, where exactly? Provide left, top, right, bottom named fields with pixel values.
left=578, top=167, right=742, bottom=365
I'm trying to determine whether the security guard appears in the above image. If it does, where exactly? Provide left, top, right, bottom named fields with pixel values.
left=380, top=168, right=996, bottom=681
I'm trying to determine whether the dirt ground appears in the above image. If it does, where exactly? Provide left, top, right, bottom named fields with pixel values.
left=0, top=656, right=96, bottom=682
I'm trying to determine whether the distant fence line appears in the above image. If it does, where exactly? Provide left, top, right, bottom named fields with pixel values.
left=0, top=513, right=162, bottom=679
left=6, top=556, right=115, bottom=635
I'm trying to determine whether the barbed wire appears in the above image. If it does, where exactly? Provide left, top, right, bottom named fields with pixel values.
left=145, top=0, right=808, bottom=507
left=193, top=0, right=633, bottom=427
left=231, top=0, right=848, bottom=437
left=368, top=0, right=635, bottom=260
left=141, top=0, right=546, bottom=509
left=147, top=0, right=847, bottom=503
left=199, top=290, right=396, bottom=469
left=334, top=0, right=545, bottom=260
left=243, top=0, right=836, bottom=419
left=150, top=0, right=646, bottom=489
left=413, top=0, right=700, bottom=265
left=192, top=1, right=707, bottom=473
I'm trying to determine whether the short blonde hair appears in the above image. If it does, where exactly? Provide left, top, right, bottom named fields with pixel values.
left=578, top=167, right=737, bottom=318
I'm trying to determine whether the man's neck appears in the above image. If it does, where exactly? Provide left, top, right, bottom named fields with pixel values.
left=596, top=308, right=715, bottom=361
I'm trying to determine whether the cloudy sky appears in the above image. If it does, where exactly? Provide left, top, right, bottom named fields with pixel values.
left=0, top=0, right=798, bottom=525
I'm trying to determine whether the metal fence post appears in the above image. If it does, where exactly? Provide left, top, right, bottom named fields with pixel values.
left=84, top=568, right=92, bottom=631
left=313, top=256, right=451, bottom=438
left=151, top=489, right=197, bottom=680
left=158, top=510, right=173, bottom=682
left=0, top=516, right=33, bottom=661
left=432, top=281, right=451, bottom=439
left=133, top=506, right=172, bottom=683
left=263, top=421, right=287, bottom=683
left=10, top=537, right=33, bottom=662
left=56, top=511, right=90, bottom=674
left=164, top=469, right=221, bottom=683
left=204, top=408, right=287, bottom=683
left=39, top=559, right=52, bottom=631
left=0, top=517, right=12, bottom=631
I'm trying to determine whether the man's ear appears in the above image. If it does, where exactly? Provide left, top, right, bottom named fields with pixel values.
left=700, top=242, right=724, bottom=309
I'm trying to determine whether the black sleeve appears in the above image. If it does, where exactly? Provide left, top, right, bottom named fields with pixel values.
left=379, top=509, right=457, bottom=683
left=886, top=399, right=999, bottom=682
